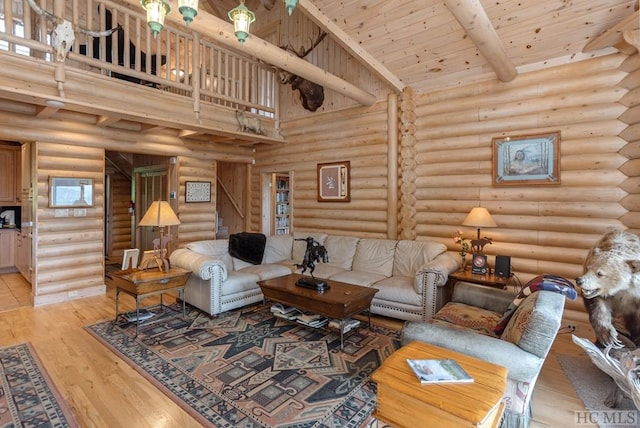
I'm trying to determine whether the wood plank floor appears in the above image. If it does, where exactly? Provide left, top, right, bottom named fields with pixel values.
left=0, top=273, right=599, bottom=427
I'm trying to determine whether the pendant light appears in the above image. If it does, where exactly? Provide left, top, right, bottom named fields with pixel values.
left=283, top=0, right=298, bottom=15
left=228, top=0, right=256, bottom=45
left=140, top=0, right=170, bottom=38
left=178, top=0, right=198, bottom=26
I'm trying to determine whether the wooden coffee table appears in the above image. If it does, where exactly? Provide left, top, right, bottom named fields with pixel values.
left=257, top=273, right=378, bottom=349
left=372, top=340, right=507, bottom=427
left=111, top=267, right=191, bottom=336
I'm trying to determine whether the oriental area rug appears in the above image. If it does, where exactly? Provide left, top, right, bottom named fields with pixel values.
left=86, top=303, right=400, bottom=427
left=0, top=342, right=78, bottom=427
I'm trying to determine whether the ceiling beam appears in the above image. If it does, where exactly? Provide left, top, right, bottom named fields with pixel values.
left=297, top=0, right=405, bottom=93
left=583, top=11, right=640, bottom=52
left=121, top=0, right=376, bottom=107
left=444, top=0, right=517, bottom=83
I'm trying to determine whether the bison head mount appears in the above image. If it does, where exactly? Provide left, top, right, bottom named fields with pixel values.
left=279, top=32, right=327, bottom=112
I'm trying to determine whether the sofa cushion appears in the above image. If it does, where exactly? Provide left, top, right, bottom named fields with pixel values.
left=351, top=239, right=397, bottom=277
left=184, top=239, right=233, bottom=271
left=432, top=302, right=501, bottom=338
left=322, top=235, right=360, bottom=269
left=262, top=235, right=294, bottom=263
left=292, top=232, right=328, bottom=263
left=223, top=271, right=261, bottom=295
left=393, top=240, right=447, bottom=277
left=330, top=270, right=386, bottom=287
left=302, top=263, right=347, bottom=279
left=372, top=276, right=422, bottom=306
left=239, top=263, right=292, bottom=281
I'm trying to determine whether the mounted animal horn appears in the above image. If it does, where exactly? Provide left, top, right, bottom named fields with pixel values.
left=27, top=0, right=120, bottom=62
left=279, top=32, right=327, bottom=112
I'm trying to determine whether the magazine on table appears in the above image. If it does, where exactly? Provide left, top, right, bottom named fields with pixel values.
left=407, top=358, right=474, bottom=384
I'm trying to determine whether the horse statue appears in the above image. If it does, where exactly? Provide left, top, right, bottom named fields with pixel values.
left=470, top=237, right=493, bottom=254
left=294, top=237, right=328, bottom=278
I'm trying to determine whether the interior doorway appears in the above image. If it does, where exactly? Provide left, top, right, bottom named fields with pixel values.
left=133, top=165, right=168, bottom=251
left=261, top=171, right=292, bottom=236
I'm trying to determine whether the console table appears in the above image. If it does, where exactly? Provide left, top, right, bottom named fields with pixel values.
left=111, top=267, right=191, bottom=336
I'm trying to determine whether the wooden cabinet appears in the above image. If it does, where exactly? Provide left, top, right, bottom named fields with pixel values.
left=0, top=230, right=16, bottom=269
left=271, top=173, right=290, bottom=235
left=0, top=145, right=20, bottom=204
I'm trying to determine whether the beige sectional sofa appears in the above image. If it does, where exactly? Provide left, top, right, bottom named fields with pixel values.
left=169, top=232, right=459, bottom=321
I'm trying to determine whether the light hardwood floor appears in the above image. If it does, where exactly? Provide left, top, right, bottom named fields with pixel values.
left=0, top=273, right=598, bottom=427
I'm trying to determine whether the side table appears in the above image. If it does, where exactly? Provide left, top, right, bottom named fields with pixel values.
left=111, top=267, right=191, bottom=336
left=372, top=341, right=507, bottom=428
left=448, top=270, right=513, bottom=289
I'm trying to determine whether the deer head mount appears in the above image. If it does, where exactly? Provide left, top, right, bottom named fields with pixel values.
left=279, top=32, right=327, bottom=112
left=26, top=0, right=120, bottom=62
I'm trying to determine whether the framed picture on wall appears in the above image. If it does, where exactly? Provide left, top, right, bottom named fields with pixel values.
left=317, top=161, right=350, bottom=202
left=49, top=177, right=94, bottom=207
left=492, top=131, right=561, bottom=186
left=185, top=181, right=211, bottom=203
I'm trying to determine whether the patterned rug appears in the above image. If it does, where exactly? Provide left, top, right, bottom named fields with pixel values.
left=0, top=342, right=78, bottom=427
left=86, top=303, right=401, bottom=427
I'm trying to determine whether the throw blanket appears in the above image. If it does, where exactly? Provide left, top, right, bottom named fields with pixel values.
left=229, top=232, right=266, bottom=265
left=494, top=274, right=577, bottom=335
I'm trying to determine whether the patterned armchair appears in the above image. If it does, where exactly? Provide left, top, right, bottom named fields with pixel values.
left=401, top=280, right=568, bottom=428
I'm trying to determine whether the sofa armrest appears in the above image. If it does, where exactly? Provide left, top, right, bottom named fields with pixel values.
left=416, top=252, right=460, bottom=292
left=169, top=248, right=228, bottom=281
left=415, top=252, right=460, bottom=320
left=401, top=322, right=544, bottom=383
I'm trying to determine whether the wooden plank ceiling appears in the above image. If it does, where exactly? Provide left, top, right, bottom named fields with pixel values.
left=209, top=0, right=639, bottom=93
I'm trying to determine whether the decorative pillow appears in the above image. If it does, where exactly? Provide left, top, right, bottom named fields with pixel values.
left=184, top=239, right=233, bottom=271
left=494, top=274, right=577, bottom=335
left=433, top=302, right=502, bottom=338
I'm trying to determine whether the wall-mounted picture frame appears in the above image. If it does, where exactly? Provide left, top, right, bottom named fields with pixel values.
left=317, top=161, right=350, bottom=202
left=492, top=131, right=561, bottom=186
left=49, top=177, right=94, bottom=208
left=185, top=181, right=211, bottom=203
left=122, top=249, right=140, bottom=270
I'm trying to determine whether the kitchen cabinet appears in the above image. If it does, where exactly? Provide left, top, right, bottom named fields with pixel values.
left=0, top=230, right=16, bottom=269
left=0, top=145, right=20, bottom=203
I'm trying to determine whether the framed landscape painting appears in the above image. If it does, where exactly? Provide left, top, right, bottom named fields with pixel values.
left=492, top=131, right=560, bottom=186
left=317, top=161, right=350, bottom=202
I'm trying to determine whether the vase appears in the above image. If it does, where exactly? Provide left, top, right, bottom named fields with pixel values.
left=460, top=254, right=467, bottom=271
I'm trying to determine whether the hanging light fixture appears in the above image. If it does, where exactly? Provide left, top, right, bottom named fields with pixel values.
left=140, top=0, right=170, bottom=38
left=283, top=0, right=298, bottom=16
left=178, top=0, right=198, bottom=26
left=228, top=0, right=256, bottom=45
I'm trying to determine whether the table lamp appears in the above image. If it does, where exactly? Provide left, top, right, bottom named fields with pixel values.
left=462, top=207, right=497, bottom=253
left=138, top=200, right=180, bottom=271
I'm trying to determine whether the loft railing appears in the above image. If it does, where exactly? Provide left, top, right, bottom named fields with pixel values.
left=0, top=0, right=276, bottom=117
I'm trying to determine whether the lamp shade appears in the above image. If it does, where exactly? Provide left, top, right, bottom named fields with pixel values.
left=228, top=0, right=255, bottom=44
left=462, top=207, right=497, bottom=228
left=141, top=0, right=170, bottom=38
left=138, top=201, right=180, bottom=227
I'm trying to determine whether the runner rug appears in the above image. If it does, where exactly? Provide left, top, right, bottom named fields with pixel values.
left=0, top=342, right=78, bottom=427
left=86, top=303, right=401, bottom=427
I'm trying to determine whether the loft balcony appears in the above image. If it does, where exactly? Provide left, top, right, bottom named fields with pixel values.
left=0, top=0, right=284, bottom=146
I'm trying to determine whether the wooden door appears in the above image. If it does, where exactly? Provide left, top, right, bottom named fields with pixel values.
left=133, top=166, right=167, bottom=251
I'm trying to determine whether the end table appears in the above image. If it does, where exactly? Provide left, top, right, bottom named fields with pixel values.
left=111, top=267, right=191, bottom=336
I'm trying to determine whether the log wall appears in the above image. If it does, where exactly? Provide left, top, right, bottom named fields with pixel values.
left=255, top=52, right=637, bottom=314
left=252, top=102, right=390, bottom=237
left=176, top=156, right=217, bottom=245
left=33, top=142, right=105, bottom=306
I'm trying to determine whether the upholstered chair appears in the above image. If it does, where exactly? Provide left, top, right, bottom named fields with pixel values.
left=401, top=280, right=568, bottom=428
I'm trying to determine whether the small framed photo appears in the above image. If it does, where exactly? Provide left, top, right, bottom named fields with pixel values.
left=492, top=131, right=560, bottom=186
left=185, top=181, right=211, bottom=203
left=317, top=161, right=350, bottom=202
left=122, top=249, right=140, bottom=270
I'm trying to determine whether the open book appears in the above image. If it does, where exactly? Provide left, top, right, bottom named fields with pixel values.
left=407, top=358, right=474, bottom=384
